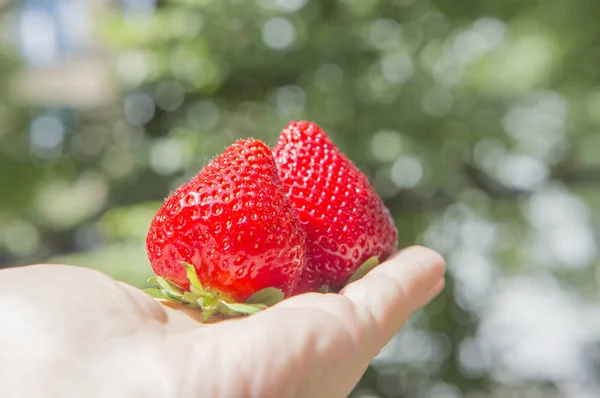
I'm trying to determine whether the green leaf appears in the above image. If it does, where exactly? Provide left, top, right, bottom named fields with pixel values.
left=147, top=271, right=274, bottom=321
left=197, top=296, right=218, bottom=310
left=149, top=276, right=185, bottom=302
left=219, top=301, right=266, bottom=315
left=181, top=262, right=206, bottom=296
left=346, top=256, right=380, bottom=285
left=245, top=287, right=284, bottom=306
left=215, top=303, right=241, bottom=317
left=202, top=308, right=217, bottom=322
left=143, top=288, right=171, bottom=300
left=318, top=284, right=333, bottom=293
left=182, top=292, right=201, bottom=307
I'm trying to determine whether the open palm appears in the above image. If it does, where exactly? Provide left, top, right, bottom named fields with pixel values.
left=0, top=246, right=445, bottom=398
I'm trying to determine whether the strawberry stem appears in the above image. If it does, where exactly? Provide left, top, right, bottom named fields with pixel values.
left=144, top=262, right=284, bottom=322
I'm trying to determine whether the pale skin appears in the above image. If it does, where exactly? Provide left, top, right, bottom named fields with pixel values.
left=0, top=246, right=445, bottom=398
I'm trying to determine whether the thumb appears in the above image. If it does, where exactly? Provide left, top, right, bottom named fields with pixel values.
left=275, top=245, right=446, bottom=357
left=338, top=245, right=446, bottom=351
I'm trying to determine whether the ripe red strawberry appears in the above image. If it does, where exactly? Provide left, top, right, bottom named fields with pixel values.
left=145, top=138, right=306, bottom=318
left=273, top=121, right=398, bottom=294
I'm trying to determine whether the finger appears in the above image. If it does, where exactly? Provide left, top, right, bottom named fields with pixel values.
left=339, top=245, right=446, bottom=349
left=241, top=246, right=445, bottom=397
left=413, top=277, right=445, bottom=311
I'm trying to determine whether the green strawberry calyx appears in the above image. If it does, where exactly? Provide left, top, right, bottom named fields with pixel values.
left=346, top=255, right=380, bottom=285
left=144, top=262, right=284, bottom=322
left=318, top=255, right=381, bottom=293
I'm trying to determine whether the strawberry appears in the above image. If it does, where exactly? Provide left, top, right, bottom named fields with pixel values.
left=145, top=138, right=306, bottom=319
left=272, top=121, right=398, bottom=294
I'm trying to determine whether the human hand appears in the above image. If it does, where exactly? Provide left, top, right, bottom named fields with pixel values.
left=0, top=246, right=445, bottom=398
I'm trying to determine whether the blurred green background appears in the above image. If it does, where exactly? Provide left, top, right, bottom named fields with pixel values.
left=2, top=0, right=600, bottom=396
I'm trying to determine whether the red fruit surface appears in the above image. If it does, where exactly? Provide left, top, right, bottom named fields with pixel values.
left=146, top=139, right=306, bottom=303
left=273, top=121, right=398, bottom=294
